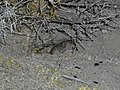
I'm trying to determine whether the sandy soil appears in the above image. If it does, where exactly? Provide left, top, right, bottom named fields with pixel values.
left=0, top=30, right=120, bottom=90
left=0, top=0, right=120, bottom=90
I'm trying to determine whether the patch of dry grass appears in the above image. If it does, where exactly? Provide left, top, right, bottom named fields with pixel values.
left=78, top=85, right=99, bottom=90
left=0, top=54, right=63, bottom=90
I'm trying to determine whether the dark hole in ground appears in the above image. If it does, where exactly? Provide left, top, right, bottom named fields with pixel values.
left=93, top=81, right=99, bottom=84
left=74, top=75, right=77, bottom=78
left=99, top=61, right=103, bottom=63
left=94, top=63, right=100, bottom=66
left=75, top=66, right=81, bottom=69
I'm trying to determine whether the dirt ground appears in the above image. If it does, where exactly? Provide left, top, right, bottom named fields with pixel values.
left=0, top=0, right=120, bottom=90
left=0, top=30, right=120, bottom=90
